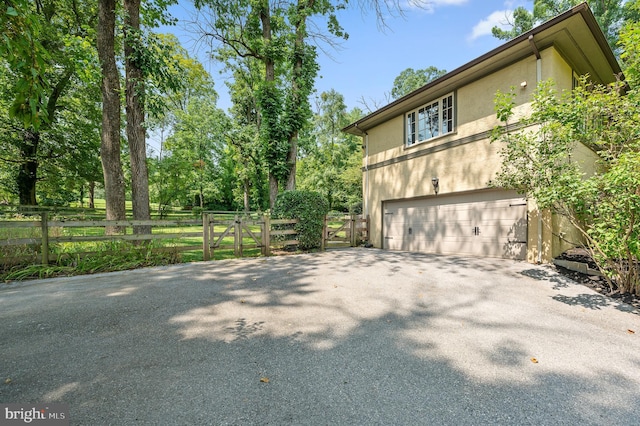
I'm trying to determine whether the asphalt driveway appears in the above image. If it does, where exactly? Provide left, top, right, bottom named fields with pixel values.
left=2, top=248, right=640, bottom=425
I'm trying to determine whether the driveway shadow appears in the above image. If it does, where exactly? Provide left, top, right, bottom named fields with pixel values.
left=2, top=249, right=640, bottom=424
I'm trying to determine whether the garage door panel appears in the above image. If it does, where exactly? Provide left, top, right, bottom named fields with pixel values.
left=383, top=191, right=527, bottom=259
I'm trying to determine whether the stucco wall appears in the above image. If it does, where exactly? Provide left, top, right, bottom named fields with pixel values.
left=363, top=46, right=584, bottom=262
left=542, top=47, right=573, bottom=89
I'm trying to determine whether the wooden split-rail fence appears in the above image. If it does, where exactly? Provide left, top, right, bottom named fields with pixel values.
left=202, top=213, right=370, bottom=261
left=0, top=210, right=370, bottom=266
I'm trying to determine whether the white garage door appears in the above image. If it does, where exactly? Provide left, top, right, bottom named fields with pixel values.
left=383, top=190, right=527, bottom=259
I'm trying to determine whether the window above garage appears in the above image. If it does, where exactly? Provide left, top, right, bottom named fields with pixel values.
left=405, top=93, right=454, bottom=147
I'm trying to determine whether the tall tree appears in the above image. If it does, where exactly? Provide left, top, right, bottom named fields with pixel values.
left=194, top=0, right=346, bottom=208
left=163, top=95, right=230, bottom=209
left=297, top=90, right=363, bottom=211
left=145, top=35, right=217, bottom=213
left=620, top=0, right=640, bottom=89
left=122, top=1, right=182, bottom=230
left=225, top=55, right=269, bottom=211
left=124, top=0, right=151, bottom=233
left=0, top=0, right=48, bottom=130
left=98, top=0, right=127, bottom=225
left=0, top=0, right=104, bottom=206
left=391, top=67, right=447, bottom=99
left=492, top=1, right=624, bottom=53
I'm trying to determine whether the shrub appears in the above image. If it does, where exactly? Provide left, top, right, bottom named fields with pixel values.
left=272, top=190, right=329, bottom=250
left=492, top=78, right=640, bottom=295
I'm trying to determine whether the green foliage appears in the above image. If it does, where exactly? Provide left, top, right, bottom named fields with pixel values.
left=0, top=0, right=49, bottom=129
left=126, top=31, right=186, bottom=120
left=2, top=240, right=181, bottom=282
left=142, top=0, right=178, bottom=27
left=492, top=77, right=640, bottom=294
left=272, top=190, right=328, bottom=250
left=224, top=55, right=270, bottom=210
left=225, top=125, right=270, bottom=211
left=391, top=67, right=447, bottom=99
left=491, top=6, right=535, bottom=41
left=619, top=0, right=640, bottom=89
left=0, top=0, right=104, bottom=205
left=257, top=80, right=290, bottom=182
left=585, top=153, right=640, bottom=287
left=491, top=1, right=624, bottom=53
left=297, top=90, right=363, bottom=211
left=195, top=0, right=349, bottom=203
left=160, top=95, right=231, bottom=209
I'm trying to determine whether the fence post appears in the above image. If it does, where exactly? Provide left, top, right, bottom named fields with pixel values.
left=350, top=214, right=357, bottom=247
left=321, top=215, right=327, bottom=251
left=41, top=211, right=49, bottom=265
left=263, top=214, right=271, bottom=256
left=202, top=213, right=210, bottom=261
left=239, top=216, right=244, bottom=257
left=366, top=214, right=370, bottom=243
left=234, top=215, right=241, bottom=257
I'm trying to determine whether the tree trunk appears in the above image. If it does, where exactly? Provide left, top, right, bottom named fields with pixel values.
left=284, top=0, right=313, bottom=191
left=243, top=178, right=250, bottom=212
left=97, top=0, right=126, bottom=234
left=16, top=65, right=73, bottom=207
left=285, top=133, right=297, bottom=191
left=89, top=181, right=95, bottom=209
left=269, top=173, right=278, bottom=210
left=124, top=0, right=151, bottom=236
left=260, top=3, right=280, bottom=209
left=17, top=130, right=39, bottom=206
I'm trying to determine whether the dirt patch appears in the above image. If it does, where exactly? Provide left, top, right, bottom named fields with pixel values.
left=554, top=248, right=640, bottom=310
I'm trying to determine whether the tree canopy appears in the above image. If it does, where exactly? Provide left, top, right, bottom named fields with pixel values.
left=391, top=67, right=447, bottom=99
left=492, top=1, right=625, bottom=54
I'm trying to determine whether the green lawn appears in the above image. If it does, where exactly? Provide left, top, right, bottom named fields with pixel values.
left=0, top=203, right=355, bottom=281
left=0, top=204, right=272, bottom=281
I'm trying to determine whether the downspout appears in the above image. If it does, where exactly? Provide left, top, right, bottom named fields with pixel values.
left=355, top=124, right=369, bottom=217
left=529, top=35, right=543, bottom=264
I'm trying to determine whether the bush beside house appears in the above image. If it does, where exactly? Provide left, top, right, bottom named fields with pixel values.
left=272, top=191, right=329, bottom=250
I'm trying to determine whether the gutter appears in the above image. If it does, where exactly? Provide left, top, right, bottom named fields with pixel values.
left=530, top=34, right=543, bottom=264
left=341, top=2, right=619, bottom=136
left=355, top=123, right=369, bottom=216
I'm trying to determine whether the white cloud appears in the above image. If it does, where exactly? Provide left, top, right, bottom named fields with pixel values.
left=430, top=0, right=469, bottom=4
left=405, top=0, right=469, bottom=13
left=468, top=9, right=514, bottom=40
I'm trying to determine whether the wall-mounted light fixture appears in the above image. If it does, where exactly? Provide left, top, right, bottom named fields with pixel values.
left=431, top=177, right=439, bottom=195
left=520, top=81, right=528, bottom=89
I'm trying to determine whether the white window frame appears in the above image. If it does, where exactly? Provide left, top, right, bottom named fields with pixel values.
left=406, top=93, right=454, bottom=147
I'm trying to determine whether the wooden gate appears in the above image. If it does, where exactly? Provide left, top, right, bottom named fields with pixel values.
left=202, top=213, right=298, bottom=261
left=322, top=214, right=370, bottom=249
left=202, top=213, right=369, bottom=260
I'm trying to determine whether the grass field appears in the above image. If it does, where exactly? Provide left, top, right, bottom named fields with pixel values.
left=0, top=202, right=275, bottom=281
left=0, top=202, right=360, bottom=281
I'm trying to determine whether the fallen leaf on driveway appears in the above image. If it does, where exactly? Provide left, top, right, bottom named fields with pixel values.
left=260, top=377, right=269, bottom=383
left=4, top=378, right=11, bottom=384
left=530, top=358, right=539, bottom=364
left=628, top=329, right=635, bottom=334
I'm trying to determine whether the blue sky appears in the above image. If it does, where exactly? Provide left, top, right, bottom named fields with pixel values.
left=164, top=0, right=533, bottom=113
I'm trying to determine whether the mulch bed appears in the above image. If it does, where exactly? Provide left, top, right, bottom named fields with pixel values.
left=554, top=248, right=640, bottom=310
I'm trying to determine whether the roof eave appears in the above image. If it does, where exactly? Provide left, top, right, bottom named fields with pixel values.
left=342, top=2, right=620, bottom=136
